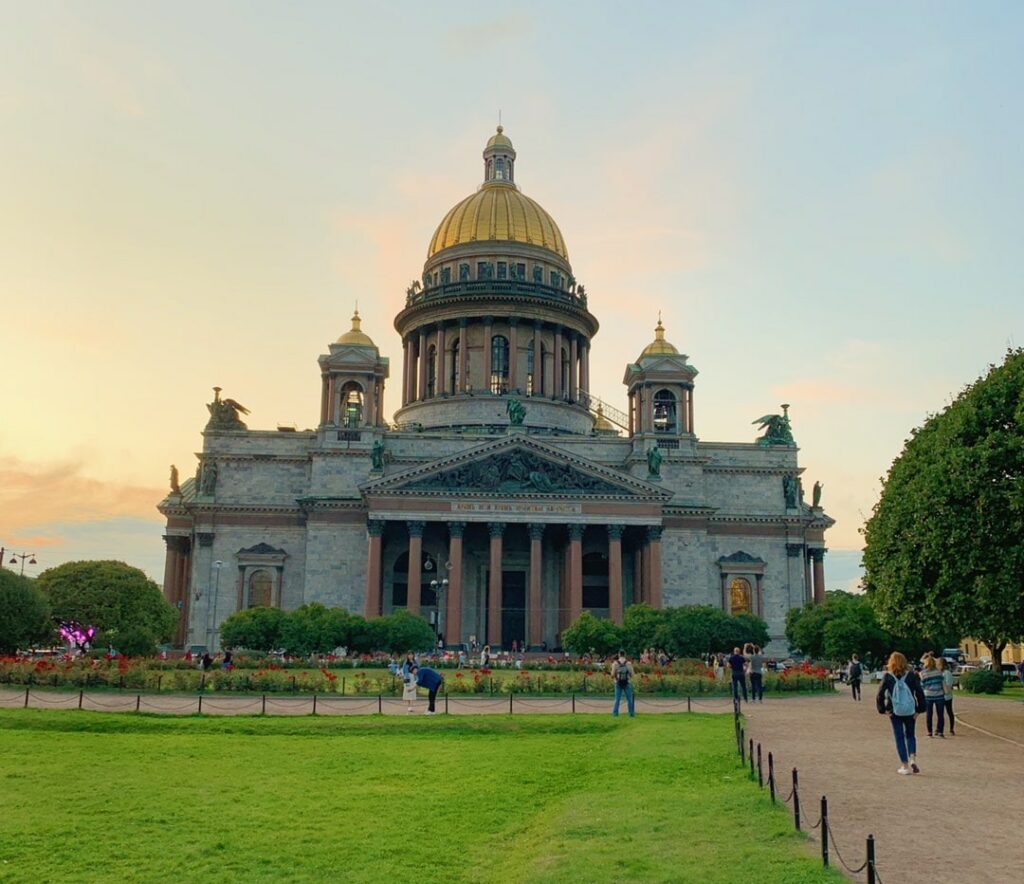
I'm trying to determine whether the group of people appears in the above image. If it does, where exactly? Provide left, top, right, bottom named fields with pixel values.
left=875, top=651, right=957, bottom=775
left=392, top=651, right=445, bottom=714
left=725, top=644, right=766, bottom=703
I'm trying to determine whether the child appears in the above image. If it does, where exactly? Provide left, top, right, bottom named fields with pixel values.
left=402, top=666, right=417, bottom=713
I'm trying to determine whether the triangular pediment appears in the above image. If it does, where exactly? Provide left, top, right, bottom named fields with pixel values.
left=362, top=436, right=671, bottom=500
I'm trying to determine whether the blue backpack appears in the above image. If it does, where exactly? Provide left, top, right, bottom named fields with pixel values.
left=891, top=674, right=916, bottom=716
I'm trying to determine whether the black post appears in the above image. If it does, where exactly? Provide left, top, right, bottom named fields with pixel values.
left=262, top=694, right=266, bottom=715
left=342, top=677, right=346, bottom=696
left=792, top=768, right=801, bottom=830
left=509, top=692, right=513, bottom=714
left=23, top=687, right=29, bottom=708
left=768, top=751, right=776, bottom=804
left=78, top=690, right=84, bottom=710
left=820, top=796, right=829, bottom=867
left=157, top=675, right=163, bottom=691
left=198, top=694, right=203, bottom=714
left=200, top=673, right=206, bottom=691
left=291, top=676, right=296, bottom=693
left=312, top=694, right=318, bottom=715
left=572, top=692, right=576, bottom=713
left=757, top=743, right=763, bottom=788
left=740, top=727, right=746, bottom=763
left=749, top=738, right=754, bottom=777
left=687, top=695, right=691, bottom=713
left=136, top=693, right=141, bottom=713
left=378, top=693, right=382, bottom=715
left=445, top=691, right=449, bottom=715
left=866, top=835, right=876, bottom=884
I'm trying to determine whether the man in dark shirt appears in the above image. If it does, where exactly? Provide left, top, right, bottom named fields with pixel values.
left=728, top=647, right=748, bottom=702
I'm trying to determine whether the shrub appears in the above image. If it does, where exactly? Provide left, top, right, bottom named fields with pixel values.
left=959, top=669, right=1004, bottom=694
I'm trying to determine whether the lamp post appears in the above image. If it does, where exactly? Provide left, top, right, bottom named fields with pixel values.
left=209, top=561, right=224, bottom=652
left=430, top=558, right=452, bottom=647
left=3, top=550, right=38, bottom=576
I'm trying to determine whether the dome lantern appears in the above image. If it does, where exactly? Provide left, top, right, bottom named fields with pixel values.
left=336, top=307, right=376, bottom=347
left=640, top=315, right=679, bottom=358
left=483, top=125, right=515, bottom=184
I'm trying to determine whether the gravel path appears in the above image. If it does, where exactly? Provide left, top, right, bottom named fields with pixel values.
left=741, top=692, right=1024, bottom=884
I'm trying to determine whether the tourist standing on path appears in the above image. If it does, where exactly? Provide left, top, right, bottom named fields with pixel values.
left=611, top=650, right=635, bottom=717
left=409, top=665, right=444, bottom=714
left=728, top=647, right=748, bottom=702
left=876, top=651, right=926, bottom=775
left=480, top=645, right=491, bottom=668
left=746, top=644, right=765, bottom=703
left=848, top=655, right=863, bottom=701
left=920, top=655, right=946, bottom=737
left=936, top=657, right=955, bottom=735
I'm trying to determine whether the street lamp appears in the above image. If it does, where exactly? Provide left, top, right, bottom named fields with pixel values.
left=430, top=558, right=453, bottom=647
left=210, top=561, right=224, bottom=653
left=3, top=549, right=38, bottom=576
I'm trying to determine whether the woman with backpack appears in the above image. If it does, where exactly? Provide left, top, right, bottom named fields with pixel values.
left=876, top=651, right=927, bottom=775
left=848, top=655, right=863, bottom=701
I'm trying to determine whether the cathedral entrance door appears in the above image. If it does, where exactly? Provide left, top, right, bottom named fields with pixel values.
left=486, top=570, right=526, bottom=650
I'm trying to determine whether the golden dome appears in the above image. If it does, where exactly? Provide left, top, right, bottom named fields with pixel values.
left=640, top=317, right=679, bottom=358
left=428, top=184, right=568, bottom=260
left=336, top=308, right=375, bottom=346
left=593, top=403, right=616, bottom=433
left=486, top=125, right=514, bottom=150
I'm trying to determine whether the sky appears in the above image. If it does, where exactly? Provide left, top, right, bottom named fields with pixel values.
left=1, top=2, right=1022, bottom=591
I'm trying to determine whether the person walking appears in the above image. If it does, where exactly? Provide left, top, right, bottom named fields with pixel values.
left=936, top=656, right=955, bottom=736
left=409, top=665, right=444, bottom=715
left=746, top=644, right=765, bottom=703
left=876, top=651, right=926, bottom=775
left=920, top=655, right=946, bottom=737
left=611, top=650, right=635, bottom=717
left=728, top=647, right=748, bottom=703
left=848, top=655, right=863, bottom=701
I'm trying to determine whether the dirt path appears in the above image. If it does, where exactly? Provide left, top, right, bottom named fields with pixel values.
left=0, top=687, right=734, bottom=717
left=742, top=693, right=1024, bottom=883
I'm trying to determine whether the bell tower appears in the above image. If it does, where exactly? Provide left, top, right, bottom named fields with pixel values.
left=318, top=308, right=389, bottom=432
left=623, top=316, right=698, bottom=438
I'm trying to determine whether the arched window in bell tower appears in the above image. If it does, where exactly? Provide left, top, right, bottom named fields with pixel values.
left=653, top=389, right=678, bottom=434
left=490, top=335, right=509, bottom=394
left=340, top=382, right=364, bottom=427
left=426, top=345, right=437, bottom=398
left=526, top=341, right=534, bottom=395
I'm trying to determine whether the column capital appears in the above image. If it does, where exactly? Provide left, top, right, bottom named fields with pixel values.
left=458, top=317, right=468, bottom=328
left=528, top=523, right=546, bottom=541
left=785, top=542, right=804, bottom=558
left=646, top=525, right=663, bottom=542
left=488, top=521, right=506, bottom=538
left=483, top=315, right=494, bottom=326
left=568, top=524, right=584, bottom=541
left=808, top=547, right=826, bottom=563
left=367, top=521, right=385, bottom=537
left=448, top=521, right=466, bottom=538
left=533, top=318, right=544, bottom=329
left=508, top=316, right=520, bottom=327
left=607, top=524, right=625, bottom=541
left=407, top=520, right=426, bottom=538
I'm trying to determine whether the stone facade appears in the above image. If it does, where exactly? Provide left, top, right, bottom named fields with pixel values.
left=159, top=128, right=833, bottom=654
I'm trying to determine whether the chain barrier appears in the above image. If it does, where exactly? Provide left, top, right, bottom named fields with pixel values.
left=445, top=697, right=511, bottom=709
left=138, top=696, right=198, bottom=712
left=198, top=699, right=263, bottom=713
left=81, top=694, right=137, bottom=710
left=822, top=817, right=867, bottom=876
left=263, top=697, right=313, bottom=710
left=26, top=691, right=77, bottom=707
left=313, top=698, right=381, bottom=713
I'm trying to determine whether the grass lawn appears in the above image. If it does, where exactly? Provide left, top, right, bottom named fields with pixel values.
left=0, top=711, right=839, bottom=883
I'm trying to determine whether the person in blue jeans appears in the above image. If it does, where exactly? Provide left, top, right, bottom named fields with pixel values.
left=727, top=647, right=748, bottom=702
left=876, top=651, right=926, bottom=775
left=919, top=655, right=946, bottom=736
left=409, top=665, right=444, bottom=715
left=611, top=651, right=635, bottom=717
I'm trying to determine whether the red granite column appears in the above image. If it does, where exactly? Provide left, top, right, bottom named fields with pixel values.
left=406, top=521, right=425, bottom=615
left=364, top=522, right=384, bottom=618
left=162, top=536, right=179, bottom=607
left=531, top=321, right=542, bottom=396
left=483, top=317, right=493, bottom=394
left=435, top=323, right=446, bottom=395
left=647, top=526, right=663, bottom=608
left=458, top=319, right=468, bottom=392
left=417, top=329, right=428, bottom=400
left=640, top=539, right=651, bottom=604
left=487, top=522, right=504, bottom=646
left=811, top=548, right=826, bottom=604
left=755, top=574, right=765, bottom=617
left=803, top=550, right=813, bottom=604
left=687, top=386, right=695, bottom=434
left=554, top=326, right=563, bottom=398
left=528, top=523, right=544, bottom=647
left=607, top=525, right=624, bottom=625
left=509, top=318, right=519, bottom=392
left=446, top=522, right=465, bottom=644
left=401, top=338, right=410, bottom=405
left=569, top=333, right=578, bottom=401
left=568, top=524, right=584, bottom=623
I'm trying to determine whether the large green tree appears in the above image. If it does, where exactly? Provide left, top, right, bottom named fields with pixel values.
left=219, top=606, right=288, bottom=651
left=561, top=611, right=623, bottom=656
left=863, top=349, right=1024, bottom=669
left=37, top=560, right=176, bottom=651
left=0, top=570, right=53, bottom=653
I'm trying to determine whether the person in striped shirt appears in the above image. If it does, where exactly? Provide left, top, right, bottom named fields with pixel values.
left=920, top=655, right=946, bottom=737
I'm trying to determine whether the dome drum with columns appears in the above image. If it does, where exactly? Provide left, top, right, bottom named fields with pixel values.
left=158, top=126, right=833, bottom=655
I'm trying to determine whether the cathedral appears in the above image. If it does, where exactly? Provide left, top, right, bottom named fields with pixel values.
left=159, top=127, right=833, bottom=653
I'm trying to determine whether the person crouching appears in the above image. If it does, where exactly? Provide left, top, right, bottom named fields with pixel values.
left=409, top=665, right=444, bottom=715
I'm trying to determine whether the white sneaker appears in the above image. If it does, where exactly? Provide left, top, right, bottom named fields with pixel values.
left=424, top=710, right=435, bottom=715
left=897, top=766, right=911, bottom=775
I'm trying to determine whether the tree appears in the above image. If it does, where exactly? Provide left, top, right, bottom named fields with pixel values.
left=562, top=611, right=622, bottom=656
left=620, top=604, right=666, bottom=656
left=278, top=604, right=351, bottom=656
left=219, top=607, right=287, bottom=651
left=863, top=349, right=1024, bottom=670
left=0, top=570, right=53, bottom=653
left=37, top=561, right=176, bottom=652
left=375, top=610, right=437, bottom=654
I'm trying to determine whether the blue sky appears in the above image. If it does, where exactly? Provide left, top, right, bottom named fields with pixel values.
left=1, top=2, right=1021, bottom=592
